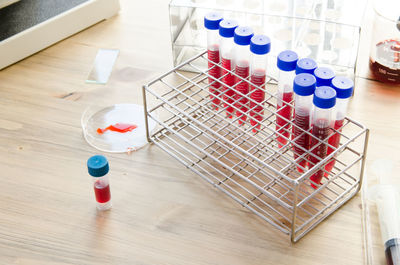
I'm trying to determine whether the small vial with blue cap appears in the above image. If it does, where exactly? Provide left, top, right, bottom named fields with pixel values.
left=219, top=19, right=238, bottom=118
left=87, top=155, right=112, bottom=210
left=309, top=86, right=337, bottom=188
left=314, top=67, right=335, bottom=87
left=204, top=12, right=223, bottom=109
left=233, top=26, right=254, bottom=125
left=276, top=50, right=298, bottom=148
left=325, top=76, right=354, bottom=176
left=249, top=34, right=271, bottom=132
left=292, top=73, right=316, bottom=173
left=296, top=58, right=317, bottom=75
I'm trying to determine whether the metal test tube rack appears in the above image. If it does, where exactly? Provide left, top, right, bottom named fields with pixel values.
left=142, top=51, right=369, bottom=242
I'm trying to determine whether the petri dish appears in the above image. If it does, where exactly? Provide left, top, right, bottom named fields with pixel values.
left=81, top=103, right=156, bottom=153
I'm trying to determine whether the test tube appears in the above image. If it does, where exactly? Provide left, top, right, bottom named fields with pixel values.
left=296, top=58, right=317, bottom=75
left=87, top=155, right=112, bottom=210
left=324, top=76, right=354, bottom=176
left=233, top=26, right=254, bottom=125
left=204, top=12, right=223, bottom=110
left=249, top=34, right=271, bottom=132
left=309, top=86, right=336, bottom=188
left=314, top=67, right=335, bottom=87
left=292, top=73, right=316, bottom=173
left=276, top=50, right=298, bottom=148
left=219, top=19, right=238, bottom=118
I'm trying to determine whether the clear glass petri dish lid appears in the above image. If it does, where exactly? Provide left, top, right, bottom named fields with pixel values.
left=81, top=103, right=156, bottom=153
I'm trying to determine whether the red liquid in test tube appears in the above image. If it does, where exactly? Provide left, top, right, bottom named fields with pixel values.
left=94, top=181, right=111, bottom=203
left=324, top=119, right=344, bottom=175
left=233, top=26, right=254, bottom=125
left=249, top=35, right=270, bottom=132
left=292, top=73, right=316, bottom=173
left=276, top=50, right=298, bottom=148
left=218, top=19, right=238, bottom=118
left=204, top=12, right=223, bottom=110
left=309, top=86, right=336, bottom=188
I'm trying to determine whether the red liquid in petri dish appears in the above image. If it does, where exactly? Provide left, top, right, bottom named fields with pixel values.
left=207, top=49, right=221, bottom=108
left=309, top=121, right=330, bottom=188
left=94, top=181, right=111, bottom=203
left=250, top=70, right=266, bottom=132
left=97, top=123, right=137, bottom=134
left=324, top=119, right=344, bottom=176
left=234, top=64, right=250, bottom=125
left=221, top=57, right=235, bottom=118
left=293, top=113, right=310, bottom=173
left=276, top=92, right=293, bottom=147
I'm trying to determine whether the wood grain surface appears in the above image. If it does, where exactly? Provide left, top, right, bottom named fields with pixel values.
left=0, top=0, right=399, bottom=264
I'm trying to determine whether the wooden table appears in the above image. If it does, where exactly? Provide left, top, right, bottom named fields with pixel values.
left=1, top=1, right=399, bottom=264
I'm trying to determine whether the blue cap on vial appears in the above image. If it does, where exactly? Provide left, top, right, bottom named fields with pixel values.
left=331, top=76, right=354, bottom=99
left=219, top=19, right=238, bottom=38
left=293, top=73, right=316, bottom=96
left=277, top=50, right=298, bottom=71
left=296, top=58, right=317, bottom=75
left=250, top=35, right=271, bottom=55
left=87, top=155, right=109, bottom=177
left=314, top=67, right=335, bottom=87
left=204, top=12, right=223, bottom=30
left=313, top=86, right=337, bottom=109
left=234, top=26, right=254, bottom=45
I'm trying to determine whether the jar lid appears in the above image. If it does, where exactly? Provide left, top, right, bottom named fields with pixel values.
left=296, top=58, right=318, bottom=75
left=277, top=50, right=298, bottom=71
left=234, top=26, right=254, bottom=45
left=293, top=73, right=316, bottom=96
left=331, top=76, right=354, bottom=99
left=219, top=19, right=238, bottom=38
left=314, top=67, right=335, bottom=87
left=313, top=86, right=336, bottom=109
left=250, top=35, right=271, bottom=55
left=87, top=155, right=109, bottom=177
left=204, top=12, right=223, bottom=30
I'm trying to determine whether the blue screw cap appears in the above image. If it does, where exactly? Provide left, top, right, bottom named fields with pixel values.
left=250, top=35, right=271, bottom=55
left=234, top=26, right=254, bottom=45
left=296, top=58, right=317, bottom=75
left=277, top=50, right=298, bottom=71
left=313, top=86, right=337, bottom=109
left=87, top=155, right=109, bottom=177
left=293, top=73, right=316, bottom=96
left=219, top=19, right=238, bottom=38
left=331, top=76, right=354, bottom=99
left=204, top=12, right=223, bottom=30
left=314, top=67, right=335, bottom=87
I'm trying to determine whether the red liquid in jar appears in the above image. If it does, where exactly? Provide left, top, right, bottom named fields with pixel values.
left=309, top=120, right=331, bottom=188
left=369, top=39, right=400, bottom=84
left=221, top=57, right=235, bottom=118
left=250, top=70, right=266, bottom=132
left=97, top=123, right=137, bottom=134
left=207, top=49, right=221, bottom=108
left=234, top=64, right=250, bottom=125
left=276, top=92, right=293, bottom=147
left=293, top=113, right=310, bottom=173
left=324, top=119, right=344, bottom=176
left=94, top=181, right=111, bottom=203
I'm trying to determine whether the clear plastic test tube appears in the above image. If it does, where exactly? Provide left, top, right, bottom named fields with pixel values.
left=249, top=35, right=271, bottom=132
left=87, top=155, right=112, bottom=210
left=314, top=67, right=335, bottom=87
left=324, top=76, right=354, bottom=176
left=219, top=19, right=238, bottom=118
left=204, top=12, right=223, bottom=110
left=309, top=86, right=336, bottom=188
left=276, top=50, right=298, bottom=148
left=233, top=26, right=254, bottom=125
left=292, top=73, right=316, bottom=173
left=296, top=58, right=317, bottom=75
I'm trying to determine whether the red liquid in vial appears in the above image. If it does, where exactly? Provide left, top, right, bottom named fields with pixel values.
left=369, top=39, right=400, bottom=84
left=276, top=92, right=293, bottom=147
left=293, top=113, right=310, bottom=172
left=250, top=70, right=266, bottom=132
left=94, top=181, right=111, bottom=203
left=324, top=119, right=344, bottom=176
left=97, top=123, right=137, bottom=134
left=221, top=57, right=235, bottom=118
left=309, top=121, right=331, bottom=188
left=207, top=49, right=221, bottom=108
left=234, top=64, right=250, bottom=125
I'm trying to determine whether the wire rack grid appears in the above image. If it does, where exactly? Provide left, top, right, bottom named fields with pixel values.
left=142, top=50, right=369, bottom=242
